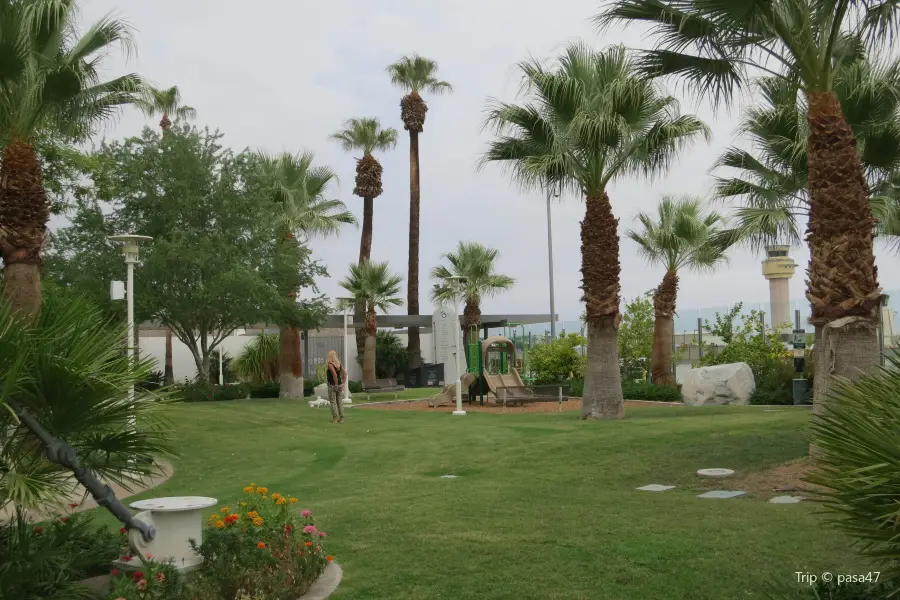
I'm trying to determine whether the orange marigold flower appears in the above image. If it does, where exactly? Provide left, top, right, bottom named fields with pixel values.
left=215, top=521, right=225, bottom=529
left=257, top=542, right=266, bottom=549
left=256, top=487, right=268, bottom=494
left=253, top=517, right=264, bottom=527
left=326, top=555, right=333, bottom=562
left=220, top=507, right=230, bottom=514
left=271, top=493, right=282, bottom=500
left=261, top=496, right=267, bottom=501
left=289, top=497, right=298, bottom=504
left=243, top=486, right=255, bottom=494
left=275, top=497, right=286, bottom=505
left=305, top=541, right=313, bottom=547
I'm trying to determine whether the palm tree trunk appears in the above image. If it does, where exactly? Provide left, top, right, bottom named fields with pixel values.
left=279, top=326, right=304, bottom=398
left=650, top=271, right=678, bottom=387
left=355, top=196, right=374, bottom=358
left=164, top=329, right=175, bottom=385
left=579, top=192, right=624, bottom=419
left=463, top=297, right=481, bottom=349
left=407, top=130, right=422, bottom=371
left=363, top=305, right=377, bottom=387
left=806, top=91, right=881, bottom=425
left=0, top=139, right=49, bottom=322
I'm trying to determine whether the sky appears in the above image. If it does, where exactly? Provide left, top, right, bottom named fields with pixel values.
left=70, top=0, right=900, bottom=326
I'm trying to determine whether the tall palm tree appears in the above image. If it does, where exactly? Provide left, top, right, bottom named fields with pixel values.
left=138, top=84, right=197, bottom=385
left=338, top=261, right=403, bottom=388
left=430, top=242, right=516, bottom=346
left=597, top=0, right=900, bottom=412
left=626, top=197, right=730, bottom=387
left=481, top=43, right=709, bottom=419
left=386, top=54, right=453, bottom=372
left=256, top=152, right=356, bottom=398
left=137, top=85, right=196, bottom=131
left=0, top=0, right=143, bottom=320
left=330, top=117, right=399, bottom=359
left=714, top=59, right=900, bottom=252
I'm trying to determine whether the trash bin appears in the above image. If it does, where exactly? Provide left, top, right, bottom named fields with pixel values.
left=792, top=378, right=809, bottom=405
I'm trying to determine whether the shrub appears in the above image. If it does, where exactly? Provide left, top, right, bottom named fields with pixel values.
left=177, top=382, right=249, bottom=402
left=304, top=379, right=316, bottom=397
left=348, top=380, right=363, bottom=394
left=622, top=381, right=682, bottom=402
left=618, top=294, right=654, bottom=381
left=697, top=307, right=790, bottom=381
left=191, top=484, right=332, bottom=600
left=106, top=557, right=184, bottom=600
left=528, top=333, right=587, bottom=384
left=137, top=370, right=164, bottom=391
left=233, top=333, right=279, bottom=383
left=568, top=379, right=584, bottom=397
left=375, top=331, right=408, bottom=378
left=248, top=381, right=281, bottom=399
left=806, top=354, right=900, bottom=594
left=1, top=508, right=127, bottom=600
left=749, top=361, right=797, bottom=405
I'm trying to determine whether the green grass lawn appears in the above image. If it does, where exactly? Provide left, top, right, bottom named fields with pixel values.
left=119, top=401, right=862, bottom=599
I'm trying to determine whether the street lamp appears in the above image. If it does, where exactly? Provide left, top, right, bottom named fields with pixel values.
left=447, top=276, right=467, bottom=416
left=108, top=234, right=153, bottom=405
left=545, top=184, right=560, bottom=339
left=337, top=297, right=354, bottom=403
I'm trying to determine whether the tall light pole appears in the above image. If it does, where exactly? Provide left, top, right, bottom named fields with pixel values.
left=108, top=235, right=153, bottom=405
left=337, top=297, right=354, bottom=403
left=546, top=185, right=559, bottom=339
left=448, top=276, right=467, bottom=416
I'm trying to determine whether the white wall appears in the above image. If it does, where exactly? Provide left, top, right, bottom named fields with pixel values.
left=138, top=329, right=435, bottom=383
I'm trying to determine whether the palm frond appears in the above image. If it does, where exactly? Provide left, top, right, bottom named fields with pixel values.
left=386, top=54, right=453, bottom=94
left=330, top=117, right=398, bottom=155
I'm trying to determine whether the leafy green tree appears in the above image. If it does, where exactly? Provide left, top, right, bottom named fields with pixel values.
left=528, top=333, right=587, bottom=385
left=481, top=43, right=709, bottom=419
left=597, top=0, right=900, bottom=413
left=386, top=54, right=453, bottom=371
left=698, top=308, right=790, bottom=381
left=618, top=294, right=654, bottom=383
left=339, top=262, right=403, bottom=387
left=626, top=196, right=730, bottom=386
left=374, top=330, right=408, bottom=379
left=233, top=333, right=280, bottom=384
left=430, top=241, right=516, bottom=346
left=703, top=303, right=744, bottom=345
left=48, top=126, right=329, bottom=384
left=0, top=0, right=142, bottom=319
left=137, top=85, right=197, bottom=131
left=254, top=151, right=354, bottom=398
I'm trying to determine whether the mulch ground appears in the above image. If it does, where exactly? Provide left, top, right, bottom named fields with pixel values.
left=729, top=458, right=820, bottom=497
left=358, top=399, right=683, bottom=414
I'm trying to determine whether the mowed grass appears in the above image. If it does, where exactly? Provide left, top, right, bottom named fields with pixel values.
left=305, top=388, right=440, bottom=403
left=119, top=401, right=863, bottom=600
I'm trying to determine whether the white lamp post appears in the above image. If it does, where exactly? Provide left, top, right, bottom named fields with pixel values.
left=337, top=297, right=354, bottom=403
left=545, top=184, right=560, bottom=339
left=108, top=235, right=153, bottom=405
left=448, top=276, right=467, bottom=416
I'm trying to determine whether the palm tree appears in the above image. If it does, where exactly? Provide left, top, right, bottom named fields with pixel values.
left=330, top=118, right=399, bottom=360
left=714, top=58, right=900, bottom=252
left=256, top=152, right=356, bottom=399
left=430, top=242, right=516, bottom=346
left=386, top=54, right=453, bottom=372
left=481, top=43, right=709, bottom=419
left=597, top=0, right=900, bottom=411
left=138, top=85, right=197, bottom=385
left=338, top=261, right=404, bottom=388
left=626, top=196, right=730, bottom=387
left=137, top=85, right=196, bottom=131
left=0, top=0, right=143, bottom=320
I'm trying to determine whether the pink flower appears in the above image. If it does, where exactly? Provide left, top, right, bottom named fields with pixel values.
left=156, top=572, right=166, bottom=582
left=301, top=510, right=312, bottom=518
left=303, top=525, right=317, bottom=534
left=137, top=579, right=148, bottom=590
left=318, top=531, right=326, bottom=538
left=116, top=597, right=126, bottom=600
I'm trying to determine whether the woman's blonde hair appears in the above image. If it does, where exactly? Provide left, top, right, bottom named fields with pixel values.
left=327, top=350, right=341, bottom=366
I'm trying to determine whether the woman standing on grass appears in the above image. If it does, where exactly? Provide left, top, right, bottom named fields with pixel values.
left=327, top=350, right=346, bottom=424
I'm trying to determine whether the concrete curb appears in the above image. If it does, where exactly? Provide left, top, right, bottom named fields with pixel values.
left=349, top=398, right=431, bottom=408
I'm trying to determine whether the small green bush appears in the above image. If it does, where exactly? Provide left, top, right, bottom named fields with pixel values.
left=178, top=382, right=249, bottom=402
left=568, top=379, right=584, bottom=397
left=248, top=381, right=281, bottom=399
left=749, top=361, right=799, bottom=405
left=349, top=380, right=363, bottom=394
left=304, top=379, right=316, bottom=397
left=528, top=333, right=587, bottom=384
left=622, top=381, right=682, bottom=402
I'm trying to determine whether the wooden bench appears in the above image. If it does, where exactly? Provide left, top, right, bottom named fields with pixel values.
left=363, top=378, right=405, bottom=393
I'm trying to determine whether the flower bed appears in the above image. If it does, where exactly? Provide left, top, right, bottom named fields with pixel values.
left=103, top=484, right=336, bottom=600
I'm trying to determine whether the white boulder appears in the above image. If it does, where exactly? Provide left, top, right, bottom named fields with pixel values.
left=681, top=362, right=755, bottom=406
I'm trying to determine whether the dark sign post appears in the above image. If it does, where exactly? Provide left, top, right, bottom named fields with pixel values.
left=792, top=329, right=808, bottom=405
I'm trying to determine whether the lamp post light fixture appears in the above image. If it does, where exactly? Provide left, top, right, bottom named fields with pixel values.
left=337, top=297, right=354, bottom=403
left=447, top=275, right=467, bottom=416
left=108, top=235, right=153, bottom=406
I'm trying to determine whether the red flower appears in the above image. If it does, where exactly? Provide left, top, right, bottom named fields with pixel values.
left=305, top=541, right=313, bottom=547
left=326, top=555, right=333, bottom=562
left=59, top=517, right=69, bottom=524
left=133, top=571, right=144, bottom=580
left=33, top=526, right=43, bottom=534
left=120, top=527, right=127, bottom=534
left=69, top=503, right=78, bottom=509
left=120, top=555, right=133, bottom=562
left=110, top=569, right=120, bottom=576
left=257, top=541, right=266, bottom=549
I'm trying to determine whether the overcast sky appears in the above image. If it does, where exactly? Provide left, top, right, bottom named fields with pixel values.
left=72, top=0, right=900, bottom=326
